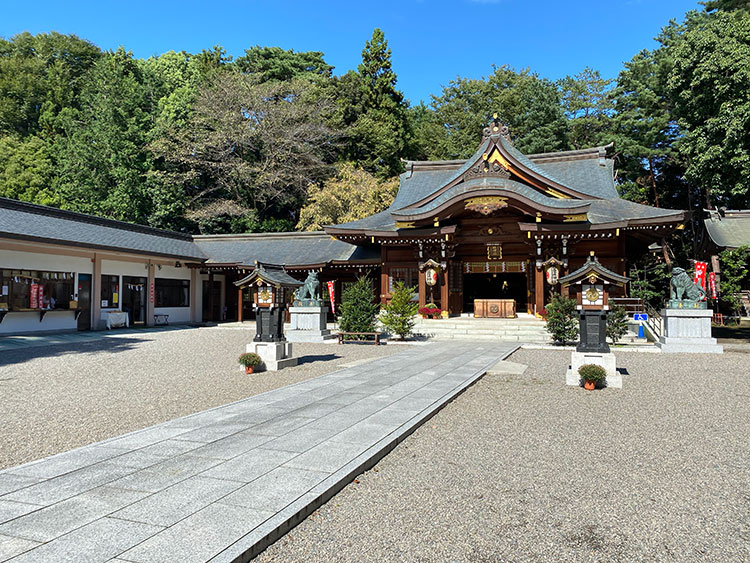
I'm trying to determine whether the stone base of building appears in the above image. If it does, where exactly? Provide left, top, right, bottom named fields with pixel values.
left=286, top=306, right=334, bottom=343
left=566, top=350, right=621, bottom=389
left=656, top=308, right=723, bottom=354
left=246, top=341, right=297, bottom=371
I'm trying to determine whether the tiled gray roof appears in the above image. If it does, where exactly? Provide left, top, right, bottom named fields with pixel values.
left=560, top=254, right=630, bottom=285
left=0, top=197, right=205, bottom=260
left=392, top=178, right=590, bottom=219
left=704, top=211, right=750, bottom=249
left=194, top=232, right=379, bottom=265
left=533, top=158, right=618, bottom=199
left=234, top=263, right=303, bottom=288
left=325, top=210, right=397, bottom=233
left=586, top=199, right=684, bottom=224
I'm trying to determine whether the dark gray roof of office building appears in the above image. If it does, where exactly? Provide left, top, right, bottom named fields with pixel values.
left=194, top=232, right=380, bottom=265
left=0, top=197, right=206, bottom=260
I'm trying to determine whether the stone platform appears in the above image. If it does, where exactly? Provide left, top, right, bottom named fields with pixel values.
left=656, top=308, right=723, bottom=354
left=0, top=342, right=517, bottom=563
left=285, top=306, right=334, bottom=343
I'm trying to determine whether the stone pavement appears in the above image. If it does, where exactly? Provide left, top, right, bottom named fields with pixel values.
left=0, top=325, right=191, bottom=353
left=0, top=341, right=518, bottom=563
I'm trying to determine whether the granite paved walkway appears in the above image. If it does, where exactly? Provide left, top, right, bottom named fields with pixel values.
left=0, top=341, right=517, bottom=563
left=0, top=325, right=192, bottom=352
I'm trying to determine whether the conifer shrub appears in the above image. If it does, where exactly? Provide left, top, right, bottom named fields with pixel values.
left=338, top=276, right=378, bottom=338
left=545, top=294, right=579, bottom=344
left=380, top=281, right=419, bottom=340
left=606, top=305, right=629, bottom=344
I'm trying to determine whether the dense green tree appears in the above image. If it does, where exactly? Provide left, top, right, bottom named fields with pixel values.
left=545, top=294, right=578, bottom=344
left=0, top=135, right=57, bottom=205
left=0, top=32, right=100, bottom=136
left=416, top=66, right=568, bottom=160
left=329, top=29, right=412, bottom=178
left=558, top=67, right=614, bottom=150
left=234, top=46, right=332, bottom=82
left=152, top=73, right=338, bottom=233
left=55, top=47, right=155, bottom=223
left=667, top=10, right=750, bottom=209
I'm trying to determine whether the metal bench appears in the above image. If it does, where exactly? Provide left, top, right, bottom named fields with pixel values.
left=337, top=331, right=381, bottom=345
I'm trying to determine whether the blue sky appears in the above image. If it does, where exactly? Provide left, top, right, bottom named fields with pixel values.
left=2, top=0, right=701, bottom=104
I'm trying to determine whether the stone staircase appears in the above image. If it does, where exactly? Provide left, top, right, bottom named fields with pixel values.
left=411, top=313, right=551, bottom=343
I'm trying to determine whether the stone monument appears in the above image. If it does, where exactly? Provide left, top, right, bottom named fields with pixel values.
left=234, top=262, right=301, bottom=370
left=560, top=253, right=630, bottom=388
left=656, top=266, right=723, bottom=354
left=286, top=271, right=334, bottom=343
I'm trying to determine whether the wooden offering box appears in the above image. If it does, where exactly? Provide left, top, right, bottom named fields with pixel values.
left=474, top=299, right=516, bottom=318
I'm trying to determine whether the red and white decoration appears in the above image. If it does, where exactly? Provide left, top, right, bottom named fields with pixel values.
left=326, top=281, right=336, bottom=315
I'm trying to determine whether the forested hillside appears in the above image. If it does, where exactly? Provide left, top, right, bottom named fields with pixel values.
left=0, top=1, right=748, bottom=235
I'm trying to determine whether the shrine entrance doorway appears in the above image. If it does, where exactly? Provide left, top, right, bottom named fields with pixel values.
left=463, top=272, right=527, bottom=314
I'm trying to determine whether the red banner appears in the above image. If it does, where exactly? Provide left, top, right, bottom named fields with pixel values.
left=708, top=272, right=717, bottom=299
left=694, top=261, right=707, bottom=296
left=326, top=281, right=335, bottom=316
left=30, top=283, right=39, bottom=309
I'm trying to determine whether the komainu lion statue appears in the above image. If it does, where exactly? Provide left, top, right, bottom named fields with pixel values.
left=670, top=267, right=705, bottom=301
left=294, top=271, right=320, bottom=302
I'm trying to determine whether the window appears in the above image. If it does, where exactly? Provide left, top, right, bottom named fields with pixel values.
left=100, top=275, right=119, bottom=308
left=155, top=278, right=190, bottom=307
left=0, top=269, right=75, bottom=311
left=389, top=268, right=419, bottom=293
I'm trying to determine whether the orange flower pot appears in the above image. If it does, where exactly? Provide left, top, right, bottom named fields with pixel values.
left=584, top=380, right=595, bottom=390
left=245, top=366, right=254, bottom=374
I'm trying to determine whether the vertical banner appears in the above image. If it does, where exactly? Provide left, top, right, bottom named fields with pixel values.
left=30, top=283, right=39, bottom=309
left=38, top=286, right=44, bottom=309
left=149, top=282, right=155, bottom=304
left=326, top=281, right=335, bottom=316
left=708, top=272, right=717, bottom=299
left=694, top=261, right=707, bottom=297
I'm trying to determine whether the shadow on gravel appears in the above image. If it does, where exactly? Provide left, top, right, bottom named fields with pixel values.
left=297, top=353, right=340, bottom=366
left=0, top=337, right=148, bottom=367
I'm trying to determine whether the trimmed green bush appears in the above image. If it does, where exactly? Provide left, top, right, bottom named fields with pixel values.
left=606, top=305, right=629, bottom=344
left=238, top=352, right=262, bottom=367
left=545, top=294, right=579, bottom=344
left=578, top=363, right=607, bottom=382
left=339, top=276, right=378, bottom=336
left=380, top=281, right=419, bottom=340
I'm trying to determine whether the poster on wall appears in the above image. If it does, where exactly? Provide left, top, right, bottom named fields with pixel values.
left=694, top=261, right=707, bottom=293
left=326, top=281, right=336, bottom=315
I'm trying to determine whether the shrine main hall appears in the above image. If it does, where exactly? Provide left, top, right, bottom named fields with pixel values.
left=0, top=119, right=685, bottom=334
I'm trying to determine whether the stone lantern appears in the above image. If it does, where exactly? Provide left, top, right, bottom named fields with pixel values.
left=560, top=252, right=629, bottom=387
left=234, top=262, right=302, bottom=370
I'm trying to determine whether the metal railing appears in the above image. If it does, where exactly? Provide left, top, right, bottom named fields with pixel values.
left=644, top=303, right=663, bottom=339
left=610, top=297, right=644, bottom=315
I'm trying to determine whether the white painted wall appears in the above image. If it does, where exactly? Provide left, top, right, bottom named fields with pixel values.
left=0, top=311, right=78, bottom=335
left=153, top=306, right=191, bottom=323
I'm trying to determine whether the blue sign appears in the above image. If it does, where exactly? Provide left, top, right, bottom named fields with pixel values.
left=634, top=313, right=648, bottom=321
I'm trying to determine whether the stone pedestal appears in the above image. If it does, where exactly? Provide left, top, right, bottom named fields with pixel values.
left=246, top=341, right=297, bottom=371
left=565, top=351, right=621, bottom=389
left=286, top=306, right=334, bottom=343
left=656, top=308, right=723, bottom=354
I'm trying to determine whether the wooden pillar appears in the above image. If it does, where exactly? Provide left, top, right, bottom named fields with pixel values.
left=418, top=269, right=426, bottom=308
left=208, top=271, right=215, bottom=322
left=440, top=267, right=449, bottom=314
left=535, top=266, right=544, bottom=317
left=237, top=287, right=243, bottom=323
left=91, top=253, right=102, bottom=330
left=146, top=262, right=155, bottom=326
left=380, top=269, right=389, bottom=305
left=189, top=267, right=199, bottom=322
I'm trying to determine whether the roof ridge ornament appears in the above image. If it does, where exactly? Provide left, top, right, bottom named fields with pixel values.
left=482, top=113, right=512, bottom=144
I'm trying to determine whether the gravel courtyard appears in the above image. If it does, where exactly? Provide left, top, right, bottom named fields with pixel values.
left=258, top=348, right=750, bottom=562
left=0, top=327, right=400, bottom=470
